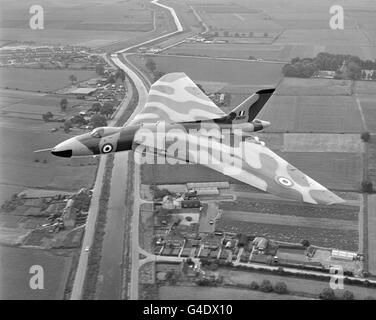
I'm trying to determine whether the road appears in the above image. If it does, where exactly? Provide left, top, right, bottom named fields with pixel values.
left=70, top=78, right=133, bottom=300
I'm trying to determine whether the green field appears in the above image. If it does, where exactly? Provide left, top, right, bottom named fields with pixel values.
left=277, top=152, right=363, bottom=191
left=216, top=219, right=358, bottom=251
left=0, top=0, right=152, bottom=47
left=141, top=150, right=362, bottom=191
left=0, top=68, right=96, bottom=92
left=166, top=43, right=286, bottom=60
left=277, top=78, right=353, bottom=96
left=129, top=54, right=283, bottom=90
left=0, top=126, right=97, bottom=203
left=0, top=90, right=97, bottom=204
left=259, top=95, right=365, bottom=133
left=0, top=246, right=72, bottom=299
left=158, top=285, right=307, bottom=300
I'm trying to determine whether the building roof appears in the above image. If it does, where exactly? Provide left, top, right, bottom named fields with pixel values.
left=70, top=87, right=97, bottom=95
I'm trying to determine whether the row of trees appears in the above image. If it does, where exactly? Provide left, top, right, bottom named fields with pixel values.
left=249, top=280, right=288, bottom=294
left=283, top=52, right=376, bottom=80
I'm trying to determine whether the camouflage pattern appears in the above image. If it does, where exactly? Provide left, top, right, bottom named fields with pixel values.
left=133, top=123, right=344, bottom=205
left=50, top=73, right=344, bottom=205
left=129, top=72, right=227, bottom=125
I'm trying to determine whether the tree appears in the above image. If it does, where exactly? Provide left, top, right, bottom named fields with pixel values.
left=361, top=131, right=370, bottom=142
left=361, top=70, right=367, bottom=79
left=361, top=181, right=373, bottom=193
left=95, top=64, right=105, bottom=76
left=115, top=68, right=126, bottom=82
left=42, top=111, right=54, bottom=122
left=63, top=119, right=72, bottom=133
left=196, top=83, right=206, bottom=94
left=249, top=281, right=259, bottom=290
left=319, top=288, right=335, bottom=300
left=263, top=32, right=268, bottom=37
left=259, top=280, right=273, bottom=293
left=224, top=30, right=229, bottom=37
left=274, top=282, right=288, bottom=294
left=108, top=74, right=116, bottom=83
left=145, top=58, right=156, bottom=73
left=301, top=239, right=310, bottom=247
left=60, top=98, right=68, bottom=112
left=71, top=114, right=87, bottom=126
left=69, top=74, right=77, bottom=84
left=100, top=102, right=115, bottom=117
left=154, top=71, right=165, bottom=81
left=91, top=102, right=101, bottom=112
left=90, top=114, right=107, bottom=128
left=342, top=290, right=354, bottom=300
left=347, top=61, right=362, bottom=80
left=372, top=71, right=376, bottom=80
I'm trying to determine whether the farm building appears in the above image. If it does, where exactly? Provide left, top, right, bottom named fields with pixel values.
left=70, top=87, right=98, bottom=97
left=180, top=200, right=201, bottom=209
left=331, top=249, right=358, bottom=261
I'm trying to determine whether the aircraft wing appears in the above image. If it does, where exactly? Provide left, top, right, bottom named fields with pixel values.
left=129, top=72, right=227, bottom=125
left=134, top=129, right=345, bottom=205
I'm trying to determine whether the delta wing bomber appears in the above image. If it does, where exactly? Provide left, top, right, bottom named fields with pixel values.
left=38, top=72, right=344, bottom=205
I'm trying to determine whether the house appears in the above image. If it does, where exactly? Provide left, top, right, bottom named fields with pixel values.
left=253, top=237, right=268, bottom=252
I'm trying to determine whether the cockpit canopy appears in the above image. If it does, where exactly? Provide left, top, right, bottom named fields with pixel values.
left=90, top=127, right=121, bottom=138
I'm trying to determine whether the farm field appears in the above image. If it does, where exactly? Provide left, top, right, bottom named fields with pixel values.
left=355, top=96, right=376, bottom=133
left=277, top=78, right=353, bottom=96
left=0, top=68, right=96, bottom=92
left=141, top=149, right=362, bottom=192
left=215, top=219, right=358, bottom=251
left=220, top=199, right=358, bottom=221
left=0, top=0, right=152, bottom=47
left=158, top=285, right=308, bottom=300
left=259, top=95, right=365, bottom=133
left=219, top=268, right=376, bottom=300
left=0, top=90, right=92, bottom=121
left=0, top=126, right=97, bottom=204
left=0, top=90, right=97, bottom=204
left=128, top=54, right=283, bottom=91
left=281, top=134, right=364, bottom=153
left=0, top=246, right=72, bottom=299
left=277, top=152, right=362, bottom=191
left=165, top=43, right=286, bottom=60
left=221, top=210, right=357, bottom=231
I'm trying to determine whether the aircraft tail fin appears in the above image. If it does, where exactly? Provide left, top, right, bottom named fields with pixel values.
left=229, top=88, right=275, bottom=123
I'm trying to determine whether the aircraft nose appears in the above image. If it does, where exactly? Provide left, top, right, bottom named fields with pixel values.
left=51, top=139, right=75, bottom=158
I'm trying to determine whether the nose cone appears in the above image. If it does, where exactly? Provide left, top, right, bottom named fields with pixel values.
left=51, top=138, right=76, bottom=158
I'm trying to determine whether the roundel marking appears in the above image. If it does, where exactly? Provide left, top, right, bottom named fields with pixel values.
left=275, top=176, right=294, bottom=187
left=102, top=143, right=113, bottom=154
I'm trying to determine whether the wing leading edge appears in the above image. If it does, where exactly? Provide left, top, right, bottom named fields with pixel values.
left=129, top=72, right=226, bottom=125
